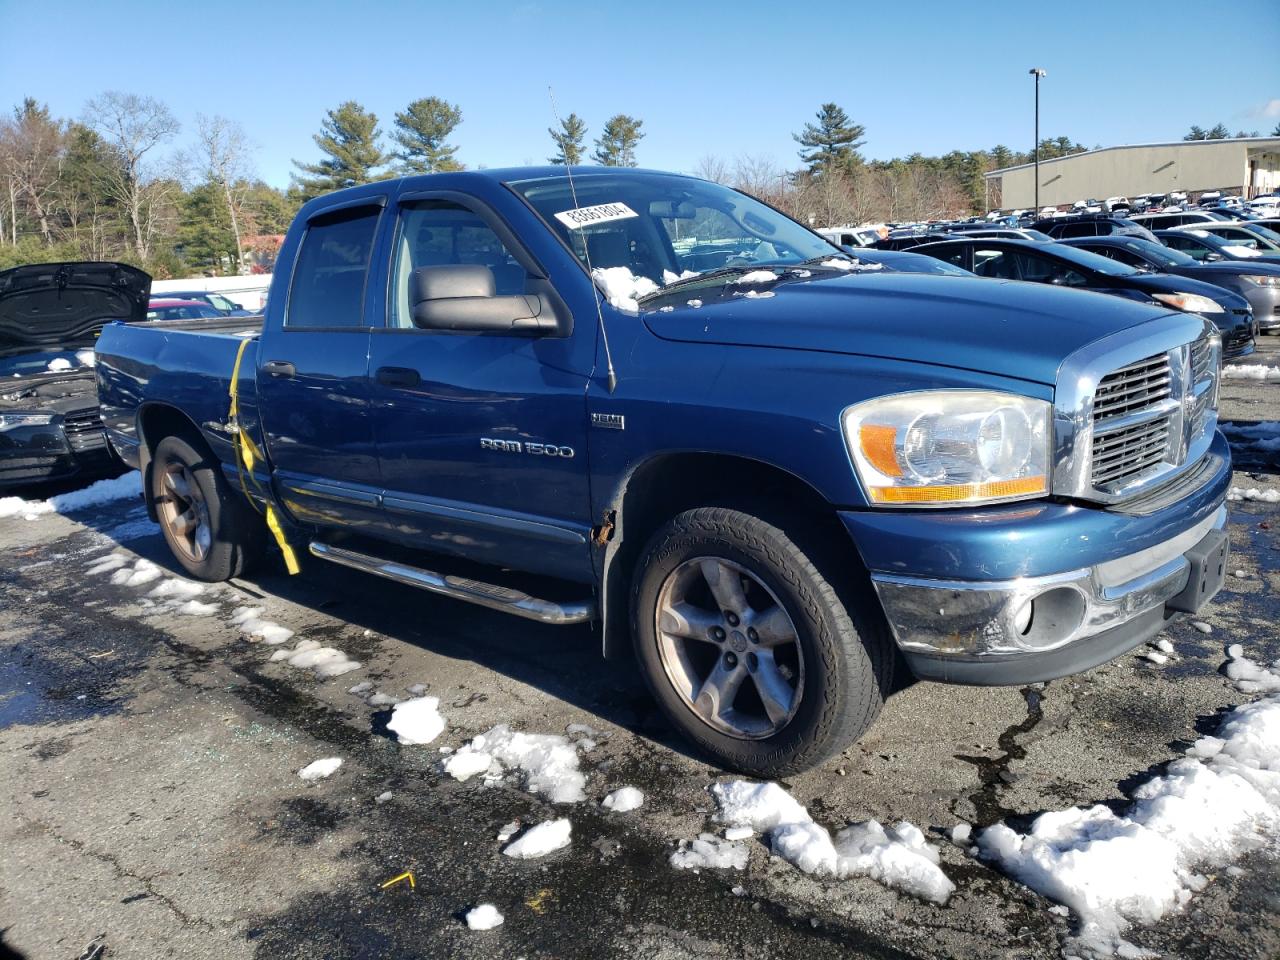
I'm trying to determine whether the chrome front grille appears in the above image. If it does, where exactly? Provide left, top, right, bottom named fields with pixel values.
left=1085, top=333, right=1218, bottom=497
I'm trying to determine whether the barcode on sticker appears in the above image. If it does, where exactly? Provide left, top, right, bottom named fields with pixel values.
left=554, top=202, right=639, bottom=230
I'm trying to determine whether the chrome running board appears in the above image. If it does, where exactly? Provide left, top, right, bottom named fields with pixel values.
left=308, top=541, right=595, bottom=626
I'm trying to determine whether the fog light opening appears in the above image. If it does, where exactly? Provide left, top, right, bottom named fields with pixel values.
left=1014, top=587, right=1087, bottom=651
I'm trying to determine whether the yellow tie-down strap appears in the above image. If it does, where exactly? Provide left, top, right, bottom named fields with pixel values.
left=230, top=337, right=300, bottom=575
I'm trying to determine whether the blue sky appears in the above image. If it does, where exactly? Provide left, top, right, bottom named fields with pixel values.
left=2, top=0, right=1277, bottom=188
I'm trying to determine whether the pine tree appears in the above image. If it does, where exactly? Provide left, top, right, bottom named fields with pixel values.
left=592, top=115, right=644, bottom=167
left=290, top=101, right=386, bottom=200
left=1273, top=123, right=1280, bottom=137
left=1207, top=123, right=1230, bottom=140
left=794, top=103, right=865, bottom=175
left=1184, top=125, right=1209, bottom=141
left=548, top=113, right=587, bottom=166
left=392, top=97, right=463, bottom=175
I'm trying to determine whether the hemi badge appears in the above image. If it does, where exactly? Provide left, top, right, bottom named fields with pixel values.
left=591, top=413, right=625, bottom=430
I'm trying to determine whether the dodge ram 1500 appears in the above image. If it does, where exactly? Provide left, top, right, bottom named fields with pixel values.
left=94, top=168, right=1232, bottom=774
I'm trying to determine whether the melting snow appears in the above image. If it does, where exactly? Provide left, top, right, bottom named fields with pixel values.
left=1, top=472, right=142, bottom=521
left=602, top=786, right=644, bottom=813
left=464, top=903, right=504, bottom=930
left=977, top=695, right=1280, bottom=957
left=46, top=357, right=72, bottom=371
left=1221, top=364, right=1280, bottom=381
left=231, top=606, right=294, bottom=645
left=707, top=780, right=953, bottom=903
left=821, top=257, right=883, bottom=272
left=731, top=270, right=779, bottom=285
left=445, top=725, right=586, bottom=802
left=176, top=600, right=218, bottom=616
left=1225, top=645, right=1280, bottom=694
left=503, top=818, right=572, bottom=858
left=86, top=554, right=129, bottom=576
left=592, top=266, right=658, bottom=312
left=148, top=579, right=204, bottom=601
left=387, top=696, right=446, bottom=745
left=110, top=558, right=163, bottom=587
left=268, top=639, right=361, bottom=678
left=1227, top=486, right=1280, bottom=503
left=671, top=833, right=749, bottom=871
left=298, top=757, right=342, bottom=781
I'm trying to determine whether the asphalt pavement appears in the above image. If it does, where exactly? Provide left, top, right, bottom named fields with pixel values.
left=1, top=339, right=1278, bottom=960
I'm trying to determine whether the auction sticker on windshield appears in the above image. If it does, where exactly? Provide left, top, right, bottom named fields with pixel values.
left=554, top=202, right=639, bottom=230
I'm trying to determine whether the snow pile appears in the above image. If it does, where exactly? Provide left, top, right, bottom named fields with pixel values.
left=1227, top=486, right=1280, bottom=503
left=298, top=757, right=343, bottom=781
left=731, top=270, right=779, bottom=285
left=977, top=695, right=1280, bottom=956
left=110, top=558, right=163, bottom=587
left=444, top=724, right=586, bottom=802
left=592, top=266, right=658, bottom=312
left=707, top=780, right=953, bottom=903
left=1, top=471, right=142, bottom=521
left=1221, top=421, right=1280, bottom=452
left=464, top=904, right=504, bottom=930
left=602, top=786, right=644, bottom=813
left=231, top=606, right=294, bottom=645
left=662, top=269, right=699, bottom=284
left=47, top=357, right=72, bottom=372
left=670, top=833, right=749, bottom=871
left=1225, top=644, right=1280, bottom=694
left=502, top=818, right=571, bottom=858
left=387, top=696, right=446, bottom=745
left=268, top=639, right=361, bottom=678
left=1221, top=364, right=1280, bottom=382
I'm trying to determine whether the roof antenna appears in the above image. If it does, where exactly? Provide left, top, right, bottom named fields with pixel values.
left=549, top=86, right=617, bottom=393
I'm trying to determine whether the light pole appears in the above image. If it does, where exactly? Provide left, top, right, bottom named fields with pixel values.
left=1029, top=68, right=1046, bottom=212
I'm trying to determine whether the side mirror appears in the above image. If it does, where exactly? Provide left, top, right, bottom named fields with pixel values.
left=410, top=265, right=555, bottom=334
left=1204, top=253, right=1223, bottom=262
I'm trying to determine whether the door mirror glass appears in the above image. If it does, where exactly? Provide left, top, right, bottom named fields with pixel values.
left=410, top=265, right=552, bottom=334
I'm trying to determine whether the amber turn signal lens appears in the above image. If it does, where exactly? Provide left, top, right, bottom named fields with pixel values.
left=858, top=424, right=902, bottom=478
left=869, top=475, right=1048, bottom=504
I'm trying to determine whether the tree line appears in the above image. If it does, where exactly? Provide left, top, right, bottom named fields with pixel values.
left=4, top=91, right=1277, bottom=276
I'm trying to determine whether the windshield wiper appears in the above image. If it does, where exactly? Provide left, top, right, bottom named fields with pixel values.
left=636, top=264, right=781, bottom=303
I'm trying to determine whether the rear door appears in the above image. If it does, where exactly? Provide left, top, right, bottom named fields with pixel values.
left=365, top=190, right=595, bottom=583
left=256, top=197, right=389, bottom=531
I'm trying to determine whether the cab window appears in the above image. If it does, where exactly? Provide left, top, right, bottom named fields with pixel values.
left=971, top=248, right=1017, bottom=279
left=286, top=205, right=382, bottom=328
left=389, top=200, right=530, bottom=329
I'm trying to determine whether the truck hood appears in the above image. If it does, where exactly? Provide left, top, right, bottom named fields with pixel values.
left=0, top=262, right=150, bottom=357
left=641, top=273, right=1179, bottom=386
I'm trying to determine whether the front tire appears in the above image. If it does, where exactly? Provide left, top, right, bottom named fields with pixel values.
left=632, top=507, right=892, bottom=776
left=151, top=434, right=264, bottom=581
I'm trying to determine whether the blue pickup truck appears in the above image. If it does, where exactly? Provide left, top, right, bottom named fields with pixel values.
left=95, top=168, right=1231, bottom=775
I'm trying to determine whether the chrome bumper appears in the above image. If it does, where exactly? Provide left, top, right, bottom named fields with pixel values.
left=872, top=505, right=1227, bottom=662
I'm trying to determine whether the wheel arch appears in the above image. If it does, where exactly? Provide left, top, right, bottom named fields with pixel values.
left=598, top=451, right=867, bottom=660
left=135, top=402, right=215, bottom=521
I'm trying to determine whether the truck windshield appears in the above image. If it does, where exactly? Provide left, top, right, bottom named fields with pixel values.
left=509, top=172, right=838, bottom=287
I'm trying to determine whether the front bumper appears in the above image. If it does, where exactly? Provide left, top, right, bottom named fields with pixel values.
left=0, top=416, right=113, bottom=489
left=843, top=430, right=1232, bottom=685
left=1240, top=286, right=1280, bottom=331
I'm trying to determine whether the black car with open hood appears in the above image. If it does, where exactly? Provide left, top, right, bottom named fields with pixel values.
left=1, top=262, right=151, bottom=489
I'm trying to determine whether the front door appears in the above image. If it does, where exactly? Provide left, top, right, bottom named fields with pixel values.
left=366, top=194, right=594, bottom=582
left=257, top=200, right=387, bottom=532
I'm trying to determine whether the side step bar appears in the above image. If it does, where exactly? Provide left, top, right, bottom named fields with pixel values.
left=308, top=542, right=595, bottom=626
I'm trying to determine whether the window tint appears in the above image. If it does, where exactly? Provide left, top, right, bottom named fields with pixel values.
left=286, top=205, right=381, bottom=328
left=1098, top=246, right=1147, bottom=267
left=972, top=247, right=1017, bottom=278
left=931, top=245, right=968, bottom=269
left=1014, top=252, right=1089, bottom=286
left=390, top=200, right=530, bottom=329
left=1056, top=222, right=1095, bottom=238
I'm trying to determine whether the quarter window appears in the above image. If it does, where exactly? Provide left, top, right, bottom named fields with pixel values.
left=286, top=205, right=382, bottom=328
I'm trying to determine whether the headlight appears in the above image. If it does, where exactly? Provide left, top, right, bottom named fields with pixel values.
left=1150, top=292, right=1224, bottom=314
left=0, top=412, right=57, bottom=432
left=842, top=391, right=1052, bottom=506
left=1240, top=274, right=1280, bottom=289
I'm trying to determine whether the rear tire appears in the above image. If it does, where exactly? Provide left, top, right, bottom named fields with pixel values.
left=632, top=507, right=892, bottom=776
left=151, top=434, right=264, bottom=581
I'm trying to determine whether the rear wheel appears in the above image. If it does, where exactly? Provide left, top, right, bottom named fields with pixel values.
left=632, top=507, right=892, bottom=776
left=151, top=434, right=264, bottom=581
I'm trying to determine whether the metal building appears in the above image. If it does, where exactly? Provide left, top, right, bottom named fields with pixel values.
left=985, top=137, right=1280, bottom=210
